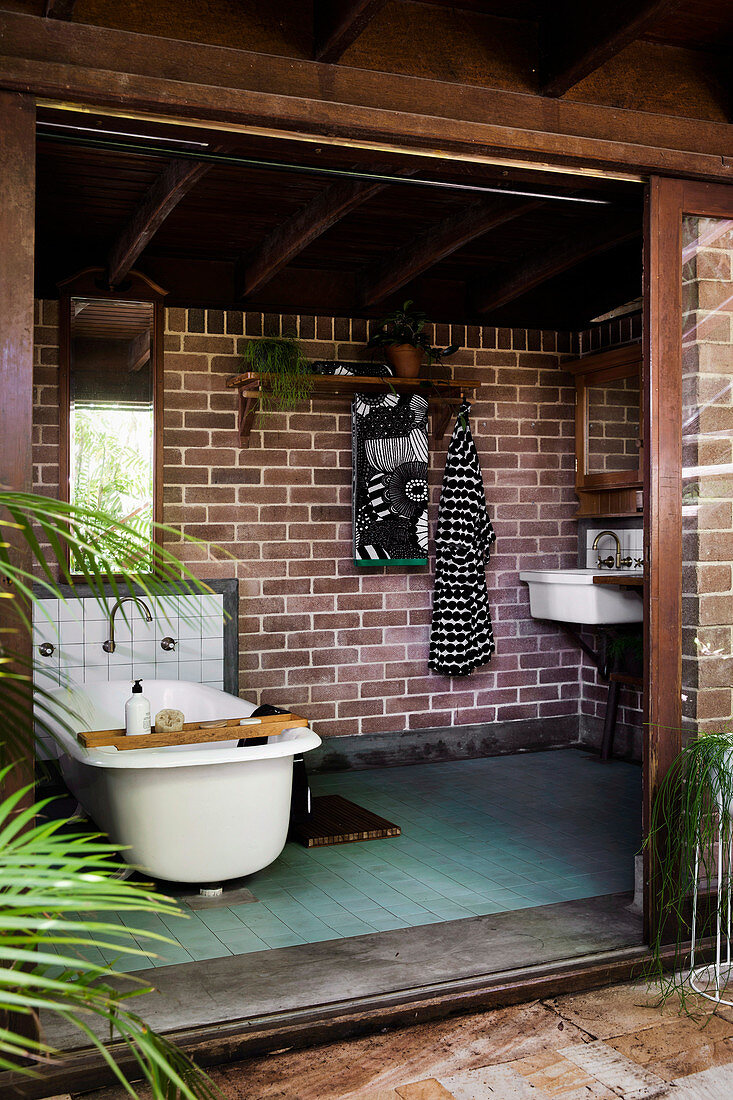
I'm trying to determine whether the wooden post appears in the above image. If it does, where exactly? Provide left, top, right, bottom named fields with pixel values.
left=644, top=176, right=684, bottom=943
left=0, top=89, right=37, bottom=1054
left=0, top=91, right=35, bottom=494
left=0, top=90, right=36, bottom=786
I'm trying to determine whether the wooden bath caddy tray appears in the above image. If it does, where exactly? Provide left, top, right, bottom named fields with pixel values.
left=77, top=713, right=308, bottom=751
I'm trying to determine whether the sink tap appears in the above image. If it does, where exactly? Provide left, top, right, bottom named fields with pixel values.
left=592, top=530, right=622, bottom=569
left=103, top=595, right=153, bottom=653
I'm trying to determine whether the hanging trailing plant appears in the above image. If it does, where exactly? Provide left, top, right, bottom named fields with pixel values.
left=240, top=335, right=313, bottom=412
left=646, top=728, right=733, bottom=1012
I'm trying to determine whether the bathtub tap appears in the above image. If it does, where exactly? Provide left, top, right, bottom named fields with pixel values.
left=103, top=595, right=153, bottom=653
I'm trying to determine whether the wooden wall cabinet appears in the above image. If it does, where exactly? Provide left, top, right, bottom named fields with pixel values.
left=567, top=343, right=643, bottom=517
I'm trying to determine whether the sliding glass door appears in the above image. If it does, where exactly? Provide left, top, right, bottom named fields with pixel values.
left=681, top=214, right=733, bottom=734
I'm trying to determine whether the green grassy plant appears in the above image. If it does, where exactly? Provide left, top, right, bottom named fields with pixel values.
left=646, top=729, right=733, bottom=1012
left=241, top=335, right=313, bottom=412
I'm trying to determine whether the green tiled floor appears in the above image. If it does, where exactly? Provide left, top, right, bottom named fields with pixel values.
left=57, top=749, right=642, bottom=971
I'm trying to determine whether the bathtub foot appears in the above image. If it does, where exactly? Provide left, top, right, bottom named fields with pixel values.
left=199, top=884, right=223, bottom=898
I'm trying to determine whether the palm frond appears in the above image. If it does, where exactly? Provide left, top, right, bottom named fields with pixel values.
left=0, top=491, right=225, bottom=1096
left=0, top=772, right=221, bottom=1097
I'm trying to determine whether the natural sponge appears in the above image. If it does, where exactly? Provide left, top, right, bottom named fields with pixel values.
left=155, top=708, right=185, bottom=734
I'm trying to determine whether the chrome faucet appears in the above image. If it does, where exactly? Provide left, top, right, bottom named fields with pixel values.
left=592, top=530, right=622, bottom=569
left=103, top=595, right=153, bottom=653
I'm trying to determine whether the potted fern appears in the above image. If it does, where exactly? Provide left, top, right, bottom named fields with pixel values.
left=368, top=300, right=458, bottom=378
left=241, top=334, right=313, bottom=411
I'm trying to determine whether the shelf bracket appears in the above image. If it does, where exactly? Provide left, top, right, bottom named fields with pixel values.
left=237, top=386, right=259, bottom=445
left=557, top=622, right=610, bottom=682
left=433, top=400, right=454, bottom=443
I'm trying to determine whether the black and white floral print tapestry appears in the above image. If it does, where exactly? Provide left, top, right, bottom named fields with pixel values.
left=312, top=360, right=393, bottom=378
left=352, top=392, right=429, bottom=566
left=429, top=401, right=496, bottom=676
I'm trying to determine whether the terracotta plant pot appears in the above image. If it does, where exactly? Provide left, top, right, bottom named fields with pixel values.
left=385, top=343, right=424, bottom=378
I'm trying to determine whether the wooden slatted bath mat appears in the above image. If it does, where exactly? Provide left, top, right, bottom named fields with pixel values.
left=77, top=712, right=307, bottom=751
left=292, top=794, right=401, bottom=847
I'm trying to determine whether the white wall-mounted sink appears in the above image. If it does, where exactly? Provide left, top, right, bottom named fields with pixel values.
left=519, top=568, right=643, bottom=625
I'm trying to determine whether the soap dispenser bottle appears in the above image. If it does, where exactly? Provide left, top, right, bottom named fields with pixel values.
left=125, top=679, right=151, bottom=737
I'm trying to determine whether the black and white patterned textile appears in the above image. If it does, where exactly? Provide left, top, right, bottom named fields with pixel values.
left=429, top=401, right=496, bottom=676
left=352, top=392, right=429, bottom=566
left=312, top=360, right=393, bottom=378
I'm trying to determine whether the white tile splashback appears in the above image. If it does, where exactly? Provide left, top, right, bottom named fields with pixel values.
left=585, top=526, right=644, bottom=569
left=33, top=592, right=225, bottom=693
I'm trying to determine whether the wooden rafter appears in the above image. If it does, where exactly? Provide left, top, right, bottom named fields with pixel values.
left=540, top=0, right=686, bottom=98
left=314, top=0, right=388, bottom=63
left=107, top=158, right=212, bottom=288
left=44, top=0, right=77, bottom=19
left=359, top=196, right=543, bottom=308
left=238, top=173, right=393, bottom=300
left=471, top=217, right=640, bottom=314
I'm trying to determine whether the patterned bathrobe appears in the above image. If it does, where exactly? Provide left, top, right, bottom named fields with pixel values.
left=429, top=402, right=496, bottom=676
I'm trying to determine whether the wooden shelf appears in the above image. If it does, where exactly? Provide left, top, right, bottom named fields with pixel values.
left=226, top=370, right=481, bottom=445
left=575, top=484, right=643, bottom=518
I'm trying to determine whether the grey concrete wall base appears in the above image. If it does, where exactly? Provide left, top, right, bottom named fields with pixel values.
left=308, top=716, right=581, bottom=773
left=578, top=715, right=642, bottom=764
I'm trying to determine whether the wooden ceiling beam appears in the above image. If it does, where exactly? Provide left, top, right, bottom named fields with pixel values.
left=471, top=216, right=640, bottom=314
left=238, top=173, right=393, bottom=300
left=314, top=0, right=388, bottom=63
left=540, top=0, right=686, bottom=98
left=44, top=0, right=77, bottom=19
left=5, top=12, right=733, bottom=182
left=107, top=158, right=211, bottom=288
left=359, top=196, right=543, bottom=308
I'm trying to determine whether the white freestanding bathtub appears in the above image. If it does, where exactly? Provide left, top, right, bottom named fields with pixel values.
left=43, top=679, right=321, bottom=884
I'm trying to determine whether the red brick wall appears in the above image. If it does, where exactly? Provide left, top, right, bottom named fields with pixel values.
left=34, top=303, right=585, bottom=741
left=681, top=216, right=733, bottom=734
left=586, top=376, right=641, bottom=475
left=33, top=300, right=61, bottom=503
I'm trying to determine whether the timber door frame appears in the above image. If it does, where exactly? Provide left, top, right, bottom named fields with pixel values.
left=644, top=176, right=733, bottom=942
left=7, top=93, right=687, bottom=1092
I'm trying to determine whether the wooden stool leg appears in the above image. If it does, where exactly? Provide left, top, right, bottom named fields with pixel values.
left=601, top=678, right=621, bottom=762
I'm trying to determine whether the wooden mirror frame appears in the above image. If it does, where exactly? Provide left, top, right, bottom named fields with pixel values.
left=58, top=267, right=167, bottom=575
left=568, top=343, right=643, bottom=494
